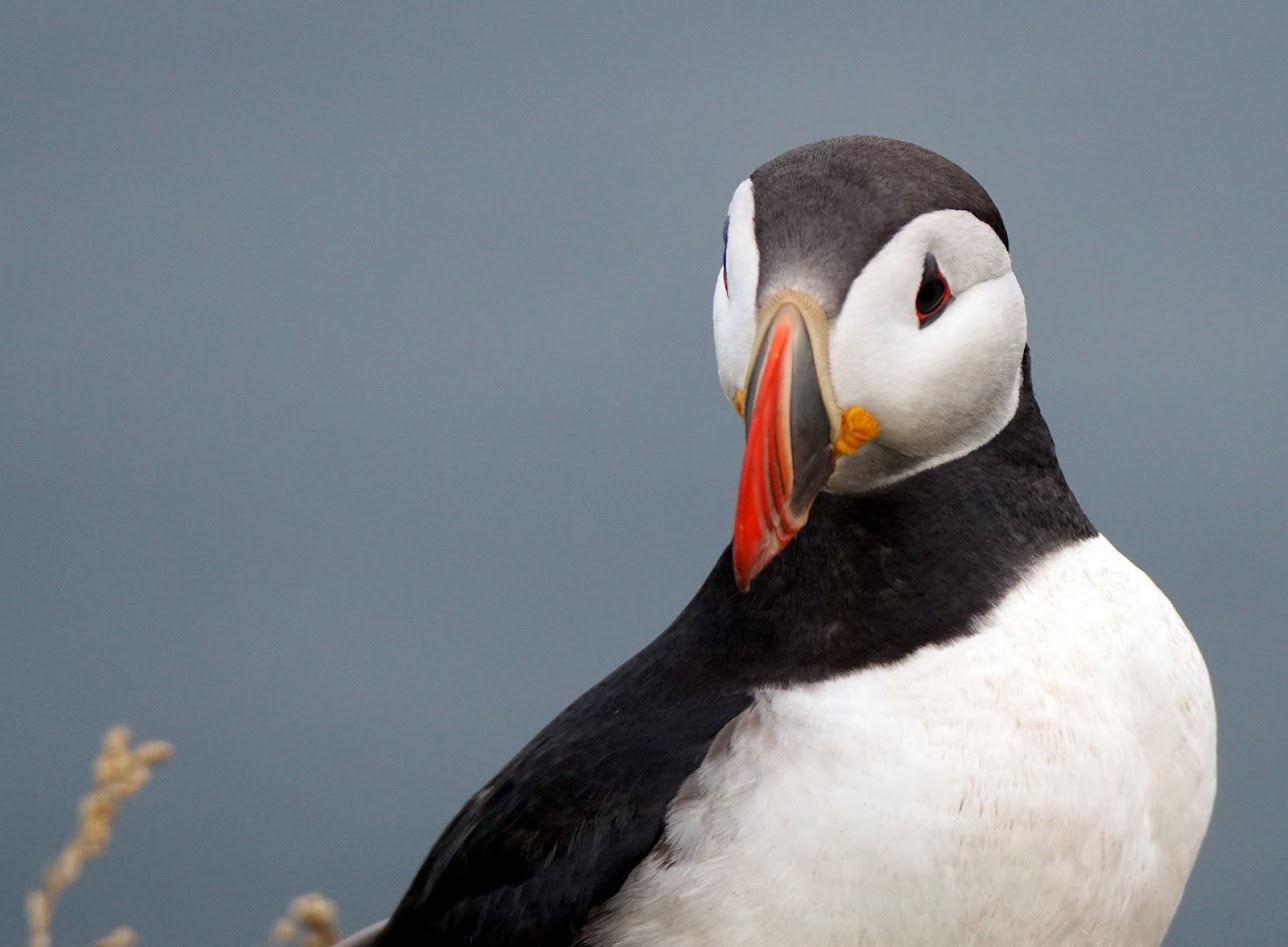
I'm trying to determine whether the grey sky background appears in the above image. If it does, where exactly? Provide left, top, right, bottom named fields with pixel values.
left=3, top=3, right=1284, bottom=945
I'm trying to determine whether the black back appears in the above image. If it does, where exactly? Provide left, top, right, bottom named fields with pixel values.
left=373, top=354, right=1095, bottom=947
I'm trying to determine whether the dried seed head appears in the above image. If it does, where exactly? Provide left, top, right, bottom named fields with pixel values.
left=272, top=916, right=299, bottom=945
left=95, top=926, right=138, bottom=947
left=27, top=726, right=173, bottom=947
left=133, top=740, right=176, bottom=766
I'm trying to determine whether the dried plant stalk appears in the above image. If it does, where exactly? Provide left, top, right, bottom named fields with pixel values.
left=271, top=892, right=341, bottom=947
left=94, top=928, right=138, bottom=947
left=26, top=725, right=174, bottom=947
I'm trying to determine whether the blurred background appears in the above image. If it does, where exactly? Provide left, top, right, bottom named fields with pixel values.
left=4, top=3, right=1284, bottom=944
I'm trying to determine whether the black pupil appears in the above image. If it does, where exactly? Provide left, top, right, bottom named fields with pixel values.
left=916, top=252, right=947, bottom=317
left=916, top=276, right=945, bottom=313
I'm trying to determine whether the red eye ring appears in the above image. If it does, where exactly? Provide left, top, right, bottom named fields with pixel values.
left=916, top=252, right=951, bottom=326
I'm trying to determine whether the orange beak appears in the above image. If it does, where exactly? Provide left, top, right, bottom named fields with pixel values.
left=732, top=296, right=840, bottom=591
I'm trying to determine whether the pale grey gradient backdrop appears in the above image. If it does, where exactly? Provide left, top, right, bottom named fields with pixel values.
left=3, top=3, right=1284, bottom=944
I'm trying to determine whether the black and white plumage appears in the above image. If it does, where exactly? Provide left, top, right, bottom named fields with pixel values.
left=356, top=137, right=1216, bottom=947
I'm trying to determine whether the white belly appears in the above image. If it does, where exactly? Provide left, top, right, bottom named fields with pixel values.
left=584, top=536, right=1217, bottom=947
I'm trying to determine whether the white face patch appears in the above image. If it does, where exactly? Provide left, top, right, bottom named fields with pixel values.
left=712, top=196, right=1026, bottom=492
left=712, top=179, right=759, bottom=404
left=826, top=210, right=1027, bottom=490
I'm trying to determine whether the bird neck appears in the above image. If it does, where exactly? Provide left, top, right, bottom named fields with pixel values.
left=700, top=358, right=1096, bottom=680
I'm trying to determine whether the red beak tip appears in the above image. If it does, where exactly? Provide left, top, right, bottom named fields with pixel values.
left=732, top=541, right=776, bottom=592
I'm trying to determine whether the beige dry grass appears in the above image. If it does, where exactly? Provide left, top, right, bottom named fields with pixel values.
left=270, top=893, right=341, bottom=947
left=24, top=725, right=345, bottom=947
left=25, top=725, right=173, bottom=947
left=93, top=928, right=139, bottom=947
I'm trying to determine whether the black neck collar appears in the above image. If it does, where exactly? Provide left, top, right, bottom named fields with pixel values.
left=675, top=350, right=1096, bottom=685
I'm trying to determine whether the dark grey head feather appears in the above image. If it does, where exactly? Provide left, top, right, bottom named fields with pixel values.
left=750, top=136, right=1008, bottom=314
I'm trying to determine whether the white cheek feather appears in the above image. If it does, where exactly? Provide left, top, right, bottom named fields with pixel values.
left=713, top=179, right=759, bottom=402
left=829, top=210, right=1026, bottom=473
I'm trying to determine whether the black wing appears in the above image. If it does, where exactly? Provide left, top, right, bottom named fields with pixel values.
left=372, top=405, right=1095, bottom=946
left=373, top=573, right=752, bottom=946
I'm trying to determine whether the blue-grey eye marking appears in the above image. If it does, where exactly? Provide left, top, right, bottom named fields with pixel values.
left=722, top=215, right=730, bottom=293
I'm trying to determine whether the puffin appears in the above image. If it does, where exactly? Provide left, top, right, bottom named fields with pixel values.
left=353, top=136, right=1217, bottom=946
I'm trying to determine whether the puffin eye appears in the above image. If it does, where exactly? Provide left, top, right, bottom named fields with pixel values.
left=915, top=252, right=951, bottom=326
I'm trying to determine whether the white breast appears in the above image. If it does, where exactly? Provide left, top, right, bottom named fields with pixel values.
left=583, top=536, right=1217, bottom=947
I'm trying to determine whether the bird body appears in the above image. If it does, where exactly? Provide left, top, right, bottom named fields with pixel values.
left=361, top=137, right=1216, bottom=947
left=583, top=536, right=1213, bottom=946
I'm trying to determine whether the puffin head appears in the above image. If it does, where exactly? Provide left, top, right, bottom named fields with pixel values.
left=713, top=137, right=1027, bottom=590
